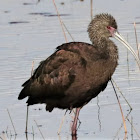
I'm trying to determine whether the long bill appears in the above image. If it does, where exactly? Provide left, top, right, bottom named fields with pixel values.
left=114, top=31, right=140, bottom=69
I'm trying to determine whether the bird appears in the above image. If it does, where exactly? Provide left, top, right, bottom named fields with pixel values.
left=18, top=13, right=139, bottom=136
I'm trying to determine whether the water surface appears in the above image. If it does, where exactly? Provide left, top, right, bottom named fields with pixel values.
left=0, top=0, right=140, bottom=139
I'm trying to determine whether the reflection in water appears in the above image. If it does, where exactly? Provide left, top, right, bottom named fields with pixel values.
left=9, top=21, right=29, bottom=24
left=26, top=132, right=28, bottom=140
left=5, top=126, right=9, bottom=139
left=72, top=135, right=77, bottom=140
left=58, top=133, right=77, bottom=140
left=14, top=135, right=17, bottom=140
left=0, top=129, right=17, bottom=140
left=29, top=12, right=70, bottom=17
left=131, top=117, right=133, bottom=140
left=23, top=3, right=37, bottom=5
left=32, top=126, right=35, bottom=140
left=9, top=134, right=17, bottom=140
left=97, top=96, right=101, bottom=132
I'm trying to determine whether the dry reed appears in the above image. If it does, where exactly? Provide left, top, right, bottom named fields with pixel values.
left=7, top=109, right=17, bottom=135
left=134, top=22, right=140, bottom=59
left=111, top=79, right=127, bottom=140
left=126, top=34, right=130, bottom=80
left=90, top=0, right=93, bottom=19
left=52, top=0, right=68, bottom=43
left=127, top=118, right=140, bottom=139
left=57, top=113, right=66, bottom=135
left=34, top=120, right=45, bottom=140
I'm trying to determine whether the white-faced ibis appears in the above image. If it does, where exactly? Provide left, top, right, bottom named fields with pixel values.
left=18, top=13, right=140, bottom=135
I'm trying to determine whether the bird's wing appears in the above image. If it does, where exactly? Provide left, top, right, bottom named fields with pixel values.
left=18, top=47, right=85, bottom=100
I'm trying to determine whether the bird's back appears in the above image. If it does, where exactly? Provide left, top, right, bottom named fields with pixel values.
left=18, top=42, right=118, bottom=111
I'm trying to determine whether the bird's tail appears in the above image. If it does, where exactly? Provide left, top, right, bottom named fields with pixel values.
left=18, top=86, right=30, bottom=100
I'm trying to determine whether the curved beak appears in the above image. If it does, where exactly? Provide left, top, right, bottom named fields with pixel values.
left=114, top=30, right=140, bottom=69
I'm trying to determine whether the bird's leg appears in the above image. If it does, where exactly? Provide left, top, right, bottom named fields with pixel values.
left=72, top=109, right=81, bottom=129
left=71, top=107, right=81, bottom=136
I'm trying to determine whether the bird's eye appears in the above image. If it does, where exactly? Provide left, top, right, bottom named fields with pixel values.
left=107, top=26, right=111, bottom=30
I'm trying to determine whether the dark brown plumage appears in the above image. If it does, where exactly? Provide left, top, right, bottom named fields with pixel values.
left=18, top=13, right=119, bottom=135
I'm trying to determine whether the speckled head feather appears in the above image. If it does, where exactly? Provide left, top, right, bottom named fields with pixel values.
left=88, top=13, right=117, bottom=44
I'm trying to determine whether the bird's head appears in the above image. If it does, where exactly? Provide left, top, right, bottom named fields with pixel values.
left=88, top=13, right=117, bottom=42
left=88, top=13, right=140, bottom=69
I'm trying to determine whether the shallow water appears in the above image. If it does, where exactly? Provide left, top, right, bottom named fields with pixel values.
left=0, top=0, right=140, bottom=139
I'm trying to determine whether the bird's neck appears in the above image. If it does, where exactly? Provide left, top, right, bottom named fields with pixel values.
left=107, top=39, right=118, bottom=62
left=91, top=36, right=107, bottom=47
left=92, top=37, right=118, bottom=62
